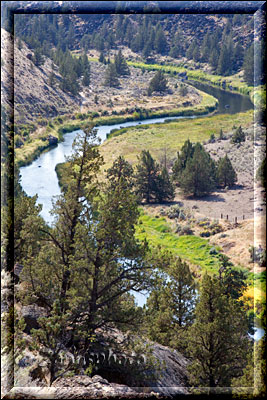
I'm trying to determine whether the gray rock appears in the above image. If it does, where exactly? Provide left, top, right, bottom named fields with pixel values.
left=21, top=305, right=47, bottom=333
left=48, top=135, right=58, bottom=146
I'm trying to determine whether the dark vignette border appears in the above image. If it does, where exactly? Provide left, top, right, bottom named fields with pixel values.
left=1, top=1, right=266, bottom=399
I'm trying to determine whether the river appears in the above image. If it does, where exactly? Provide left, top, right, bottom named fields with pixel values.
left=20, top=82, right=253, bottom=223
left=19, top=82, right=262, bottom=340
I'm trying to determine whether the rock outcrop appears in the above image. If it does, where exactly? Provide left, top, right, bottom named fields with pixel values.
left=21, top=305, right=47, bottom=334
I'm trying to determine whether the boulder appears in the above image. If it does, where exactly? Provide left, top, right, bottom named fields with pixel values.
left=21, top=305, right=47, bottom=333
left=48, top=135, right=58, bottom=146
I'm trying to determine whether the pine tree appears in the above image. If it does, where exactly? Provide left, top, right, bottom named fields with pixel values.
left=103, top=63, right=120, bottom=87
left=155, top=167, right=175, bottom=203
left=82, top=69, right=90, bottom=87
left=33, top=47, right=44, bottom=67
left=145, top=257, right=197, bottom=351
left=172, top=139, right=194, bottom=184
left=180, top=143, right=217, bottom=197
left=154, top=24, right=168, bottom=55
left=187, top=273, right=249, bottom=390
left=106, top=155, right=134, bottom=191
left=135, top=150, right=160, bottom=203
left=21, top=128, right=151, bottom=351
left=216, top=154, right=237, bottom=188
left=98, top=51, right=105, bottom=64
left=114, top=50, right=130, bottom=76
left=147, top=70, right=168, bottom=95
left=209, top=48, right=219, bottom=70
left=243, top=45, right=254, bottom=85
left=217, top=44, right=230, bottom=76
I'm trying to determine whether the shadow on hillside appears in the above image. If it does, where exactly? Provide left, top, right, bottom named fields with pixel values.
left=184, top=193, right=225, bottom=202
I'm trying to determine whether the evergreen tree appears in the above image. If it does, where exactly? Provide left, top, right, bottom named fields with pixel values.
left=231, top=338, right=266, bottom=398
left=172, top=139, right=194, bottom=184
left=231, top=126, right=245, bottom=143
left=106, top=155, right=134, bottom=191
left=145, top=257, right=197, bottom=351
left=217, top=44, right=230, bottom=76
left=114, top=50, right=130, bottom=76
left=82, top=69, right=90, bottom=87
left=187, top=273, right=249, bottom=389
left=154, top=24, right=168, bottom=55
left=256, top=158, right=266, bottom=189
left=218, top=255, right=247, bottom=301
left=21, top=127, right=151, bottom=350
left=147, top=70, right=168, bottom=95
left=33, top=47, right=44, bottom=67
left=209, top=48, right=219, bottom=70
left=155, top=167, right=175, bottom=203
left=243, top=45, right=254, bottom=85
left=98, top=51, right=106, bottom=64
left=216, top=154, right=237, bottom=188
left=186, top=41, right=196, bottom=60
left=135, top=150, right=160, bottom=203
left=103, top=63, right=120, bottom=87
left=180, top=143, right=217, bottom=197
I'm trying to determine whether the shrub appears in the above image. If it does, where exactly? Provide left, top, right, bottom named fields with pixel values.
left=209, top=133, right=215, bottom=143
left=231, top=126, right=245, bottom=143
left=14, top=135, right=23, bottom=148
left=200, top=230, right=211, bottom=237
left=166, top=205, right=181, bottom=219
left=179, top=225, right=194, bottom=235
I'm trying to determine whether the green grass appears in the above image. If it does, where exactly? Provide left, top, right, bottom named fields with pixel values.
left=127, top=61, right=254, bottom=97
left=100, top=110, right=253, bottom=169
left=136, top=211, right=221, bottom=273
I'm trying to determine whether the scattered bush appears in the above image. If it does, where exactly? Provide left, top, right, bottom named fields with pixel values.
left=209, top=133, right=215, bottom=143
left=179, top=225, right=194, bottom=236
left=14, top=135, right=24, bottom=148
left=231, top=126, right=245, bottom=144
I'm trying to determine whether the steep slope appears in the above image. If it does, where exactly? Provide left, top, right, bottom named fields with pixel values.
left=1, top=28, right=80, bottom=125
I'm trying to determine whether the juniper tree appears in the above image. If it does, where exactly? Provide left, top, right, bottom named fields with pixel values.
left=22, top=135, right=151, bottom=349
left=135, top=150, right=173, bottom=203
left=103, top=63, right=120, bottom=87
left=145, top=257, right=197, bottom=352
left=187, top=273, right=249, bottom=390
left=172, top=139, right=194, bottom=184
left=231, top=126, right=245, bottom=143
left=179, top=143, right=217, bottom=197
left=216, top=154, right=237, bottom=188
left=147, top=70, right=168, bottom=95
left=114, top=50, right=130, bottom=76
left=155, top=167, right=175, bottom=203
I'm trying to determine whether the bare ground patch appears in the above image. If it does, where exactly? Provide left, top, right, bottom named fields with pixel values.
left=143, top=124, right=266, bottom=270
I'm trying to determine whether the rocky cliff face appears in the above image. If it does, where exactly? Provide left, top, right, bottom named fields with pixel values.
left=4, top=323, right=189, bottom=399
left=1, top=28, right=80, bottom=125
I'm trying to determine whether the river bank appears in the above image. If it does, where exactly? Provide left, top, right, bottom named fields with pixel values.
left=15, top=89, right=217, bottom=167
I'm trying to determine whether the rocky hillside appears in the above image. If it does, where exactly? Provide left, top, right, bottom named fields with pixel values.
left=1, top=28, right=80, bottom=125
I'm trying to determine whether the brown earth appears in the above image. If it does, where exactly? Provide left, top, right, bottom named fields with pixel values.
left=80, top=60, right=201, bottom=115
left=145, top=124, right=266, bottom=270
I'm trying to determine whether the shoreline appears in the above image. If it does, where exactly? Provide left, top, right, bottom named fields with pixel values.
left=16, top=90, right=217, bottom=168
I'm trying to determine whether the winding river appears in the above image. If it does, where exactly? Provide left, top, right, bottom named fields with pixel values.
left=20, top=82, right=253, bottom=224
left=19, top=82, right=263, bottom=340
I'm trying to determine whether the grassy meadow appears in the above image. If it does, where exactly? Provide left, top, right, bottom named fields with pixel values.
left=100, top=110, right=253, bottom=169
left=136, top=211, right=222, bottom=274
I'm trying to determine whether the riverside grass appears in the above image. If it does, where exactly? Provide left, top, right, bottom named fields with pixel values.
left=136, top=210, right=265, bottom=313
left=127, top=60, right=254, bottom=96
left=15, top=89, right=217, bottom=167
left=136, top=211, right=221, bottom=273
left=100, top=110, right=253, bottom=169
